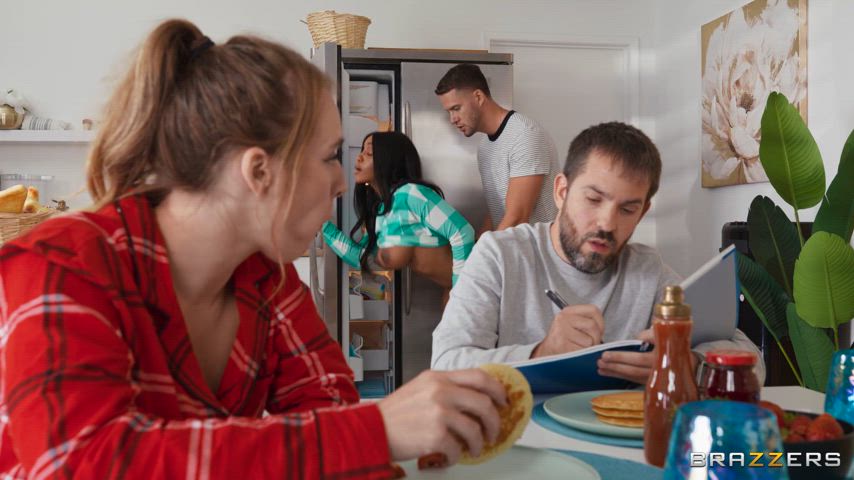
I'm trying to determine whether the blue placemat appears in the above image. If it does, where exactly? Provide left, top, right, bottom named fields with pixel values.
left=554, top=449, right=662, bottom=479
left=533, top=402, right=644, bottom=448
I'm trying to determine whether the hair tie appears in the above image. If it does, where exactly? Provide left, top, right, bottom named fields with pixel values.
left=189, top=36, right=214, bottom=61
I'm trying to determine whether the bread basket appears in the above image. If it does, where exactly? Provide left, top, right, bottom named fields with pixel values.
left=305, top=10, right=371, bottom=49
left=0, top=208, right=57, bottom=244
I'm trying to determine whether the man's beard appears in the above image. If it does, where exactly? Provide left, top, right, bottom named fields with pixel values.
left=558, top=213, right=619, bottom=274
left=463, top=110, right=481, bottom=137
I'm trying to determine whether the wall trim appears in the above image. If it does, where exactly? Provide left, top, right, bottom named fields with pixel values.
left=482, top=32, right=641, bottom=127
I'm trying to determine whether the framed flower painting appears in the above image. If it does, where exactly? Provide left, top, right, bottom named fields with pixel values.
left=700, top=0, right=808, bottom=188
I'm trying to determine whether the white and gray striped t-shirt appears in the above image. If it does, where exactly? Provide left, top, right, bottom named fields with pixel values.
left=477, top=111, right=559, bottom=226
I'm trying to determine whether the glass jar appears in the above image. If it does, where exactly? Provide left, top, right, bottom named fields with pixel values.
left=699, top=349, right=760, bottom=403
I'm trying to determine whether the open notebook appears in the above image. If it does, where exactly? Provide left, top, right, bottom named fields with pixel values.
left=507, top=244, right=739, bottom=394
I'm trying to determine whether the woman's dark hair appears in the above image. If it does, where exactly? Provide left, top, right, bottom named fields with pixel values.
left=350, top=131, right=443, bottom=272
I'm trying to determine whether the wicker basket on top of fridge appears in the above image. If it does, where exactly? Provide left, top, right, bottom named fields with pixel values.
left=0, top=184, right=65, bottom=244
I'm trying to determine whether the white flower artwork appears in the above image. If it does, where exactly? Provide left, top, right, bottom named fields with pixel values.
left=701, top=0, right=807, bottom=188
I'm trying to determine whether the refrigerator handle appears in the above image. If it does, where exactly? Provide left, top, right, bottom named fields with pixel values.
left=404, top=266, right=412, bottom=315
left=403, top=101, right=412, bottom=139
left=309, top=235, right=324, bottom=307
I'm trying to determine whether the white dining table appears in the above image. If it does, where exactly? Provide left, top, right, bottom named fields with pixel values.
left=517, top=386, right=825, bottom=464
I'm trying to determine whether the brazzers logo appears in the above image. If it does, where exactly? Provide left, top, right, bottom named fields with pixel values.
left=691, top=452, right=842, bottom=468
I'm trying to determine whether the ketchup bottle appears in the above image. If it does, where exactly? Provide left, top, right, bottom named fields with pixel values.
left=643, top=285, right=698, bottom=467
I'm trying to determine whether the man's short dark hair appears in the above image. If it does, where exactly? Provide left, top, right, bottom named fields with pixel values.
left=434, top=63, right=491, bottom=97
left=564, top=122, right=661, bottom=202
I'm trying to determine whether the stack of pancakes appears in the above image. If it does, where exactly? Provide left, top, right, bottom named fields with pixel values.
left=590, top=391, right=644, bottom=428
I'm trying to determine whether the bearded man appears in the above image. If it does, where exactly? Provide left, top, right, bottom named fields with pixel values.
left=431, top=122, right=764, bottom=385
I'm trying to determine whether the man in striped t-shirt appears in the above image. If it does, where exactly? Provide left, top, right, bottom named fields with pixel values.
left=436, top=63, right=558, bottom=236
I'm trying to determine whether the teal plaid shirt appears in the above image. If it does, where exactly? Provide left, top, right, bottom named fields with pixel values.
left=322, top=183, right=475, bottom=285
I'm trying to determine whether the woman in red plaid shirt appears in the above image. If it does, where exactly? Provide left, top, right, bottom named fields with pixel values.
left=0, top=19, right=506, bottom=479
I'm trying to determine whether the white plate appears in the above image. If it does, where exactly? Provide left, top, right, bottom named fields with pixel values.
left=543, top=390, right=644, bottom=439
left=396, top=446, right=600, bottom=479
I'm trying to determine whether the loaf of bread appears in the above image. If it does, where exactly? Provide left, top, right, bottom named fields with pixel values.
left=22, top=186, right=40, bottom=213
left=0, top=184, right=28, bottom=213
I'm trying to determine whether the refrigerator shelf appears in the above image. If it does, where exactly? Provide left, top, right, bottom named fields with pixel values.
left=356, top=373, right=388, bottom=399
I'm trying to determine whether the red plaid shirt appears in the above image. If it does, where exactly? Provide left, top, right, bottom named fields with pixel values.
left=0, top=195, right=394, bottom=479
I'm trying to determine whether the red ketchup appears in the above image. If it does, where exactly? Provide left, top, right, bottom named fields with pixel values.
left=644, top=285, right=699, bottom=467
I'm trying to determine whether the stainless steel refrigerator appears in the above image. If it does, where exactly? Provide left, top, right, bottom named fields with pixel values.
left=309, top=44, right=513, bottom=394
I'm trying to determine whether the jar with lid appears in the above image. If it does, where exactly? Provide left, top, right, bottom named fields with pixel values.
left=698, top=349, right=760, bottom=403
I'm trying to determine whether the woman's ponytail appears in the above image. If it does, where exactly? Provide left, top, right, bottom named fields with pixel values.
left=88, top=19, right=206, bottom=207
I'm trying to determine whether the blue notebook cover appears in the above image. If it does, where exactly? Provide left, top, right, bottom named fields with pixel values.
left=508, top=245, right=739, bottom=395
left=508, top=340, right=643, bottom=394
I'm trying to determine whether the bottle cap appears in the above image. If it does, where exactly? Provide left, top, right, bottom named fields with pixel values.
left=705, top=349, right=757, bottom=366
left=654, top=285, right=691, bottom=319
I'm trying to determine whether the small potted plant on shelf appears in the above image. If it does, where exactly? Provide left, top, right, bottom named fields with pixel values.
left=738, top=91, right=854, bottom=392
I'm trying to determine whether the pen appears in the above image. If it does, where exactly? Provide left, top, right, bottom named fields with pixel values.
left=546, top=289, right=627, bottom=349
left=544, top=289, right=569, bottom=310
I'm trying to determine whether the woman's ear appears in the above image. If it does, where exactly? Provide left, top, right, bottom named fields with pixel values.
left=239, top=147, right=275, bottom=196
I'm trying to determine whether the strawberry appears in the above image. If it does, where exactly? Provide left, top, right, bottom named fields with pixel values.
left=805, top=413, right=844, bottom=442
left=789, top=415, right=812, bottom=436
left=759, top=401, right=786, bottom=429
left=785, top=432, right=806, bottom=443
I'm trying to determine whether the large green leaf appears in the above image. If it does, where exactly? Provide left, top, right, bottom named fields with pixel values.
left=747, top=195, right=800, bottom=296
left=736, top=252, right=790, bottom=340
left=787, top=303, right=835, bottom=392
left=759, top=92, right=826, bottom=210
left=814, top=128, right=854, bottom=242
left=793, top=232, right=854, bottom=329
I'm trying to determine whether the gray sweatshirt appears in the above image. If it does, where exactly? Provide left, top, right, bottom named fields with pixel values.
left=431, top=222, right=765, bottom=383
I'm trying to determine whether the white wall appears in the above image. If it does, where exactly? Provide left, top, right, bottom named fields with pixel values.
left=2, top=0, right=850, bottom=270
left=3, top=0, right=658, bottom=123
left=652, top=0, right=853, bottom=277
left=0, top=0, right=657, bottom=210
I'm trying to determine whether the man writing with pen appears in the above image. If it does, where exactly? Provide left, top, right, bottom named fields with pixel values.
left=430, top=122, right=764, bottom=385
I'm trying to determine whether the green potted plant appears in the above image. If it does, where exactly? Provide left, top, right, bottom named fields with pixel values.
left=738, top=91, right=854, bottom=392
